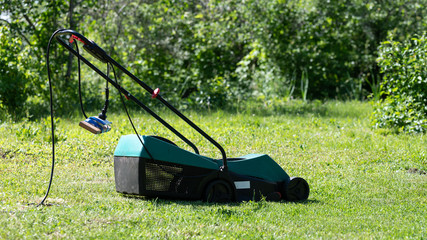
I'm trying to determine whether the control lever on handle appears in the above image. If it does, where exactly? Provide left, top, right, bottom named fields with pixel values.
left=69, top=34, right=108, bottom=63
left=83, top=41, right=108, bottom=63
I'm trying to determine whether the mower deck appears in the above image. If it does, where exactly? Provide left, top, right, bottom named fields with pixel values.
left=114, top=135, right=309, bottom=202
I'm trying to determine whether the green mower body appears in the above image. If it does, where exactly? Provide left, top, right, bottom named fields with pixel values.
left=114, top=135, right=309, bottom=202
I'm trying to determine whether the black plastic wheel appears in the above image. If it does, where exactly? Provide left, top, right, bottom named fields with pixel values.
left=283, top=177, right=310, bottom=201
left=203, top=180, right=233, bottom=203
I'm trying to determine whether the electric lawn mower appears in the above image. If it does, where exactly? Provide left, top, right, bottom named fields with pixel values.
left=40, top=29, right=310, bottom=205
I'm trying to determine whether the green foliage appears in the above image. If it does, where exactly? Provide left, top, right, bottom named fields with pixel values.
left=372, top=34, right=427, bottom=133
left=252, top=0, right=427, bottom=99
left=235, top=42, right=295, bottom=102
left=87, top=0, right=253, bottom=107
left=0, top=0, right=87, bottom=118
left=0, top=26, right=28, bottom=117
left=1, top=0, right=426, bottom=118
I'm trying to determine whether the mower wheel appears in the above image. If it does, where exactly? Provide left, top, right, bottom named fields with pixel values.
left=203, top=180, right=233, bottom=203
left=283, top=177, right=309, bottom=201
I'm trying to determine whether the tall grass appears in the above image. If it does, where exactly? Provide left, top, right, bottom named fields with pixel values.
left=0, top=101, right=425, bottom=239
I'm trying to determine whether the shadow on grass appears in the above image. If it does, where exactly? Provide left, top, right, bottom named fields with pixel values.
left=120, top=193, right=321, bottom=207
left=20, top=98, right=371, bottom=125
left=222, top=100, right=372, bottom=119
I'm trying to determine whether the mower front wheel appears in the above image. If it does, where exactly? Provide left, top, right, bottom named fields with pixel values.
left=203, top=180, right=233, bottom=203
left=283, top=177, right=310, bottom=201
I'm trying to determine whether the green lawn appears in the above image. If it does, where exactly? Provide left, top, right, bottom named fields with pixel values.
left=1, top=101, right=426, bottom=239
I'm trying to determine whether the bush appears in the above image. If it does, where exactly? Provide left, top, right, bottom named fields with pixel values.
left=372, top=34, right=427, bottom=133
left=0, top=26, right=28, bottom=118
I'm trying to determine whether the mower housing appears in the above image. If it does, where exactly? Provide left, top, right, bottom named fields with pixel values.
left=114, top=135, right=309, bottom=202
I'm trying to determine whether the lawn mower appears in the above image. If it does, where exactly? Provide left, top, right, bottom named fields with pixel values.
left=40, top=29, right=309, bottom=204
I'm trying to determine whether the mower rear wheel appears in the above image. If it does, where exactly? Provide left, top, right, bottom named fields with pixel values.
left=283, top=177, right=309, bottom=201
left=203, top=180, right=233, bottom=203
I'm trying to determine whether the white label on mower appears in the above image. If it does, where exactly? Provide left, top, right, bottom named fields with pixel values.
left=234, top=181, right=250, bottom=189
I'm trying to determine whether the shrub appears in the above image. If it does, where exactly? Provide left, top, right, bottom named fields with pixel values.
left=0, top=26, right=28, bottom=118
left=372, top=34, right=427, bottom=133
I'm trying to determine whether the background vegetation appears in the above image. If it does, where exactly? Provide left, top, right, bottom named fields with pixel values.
left=1, top=0, right=426, bottom=132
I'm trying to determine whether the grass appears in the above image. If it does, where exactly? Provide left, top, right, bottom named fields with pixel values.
left=0, top=100, right=426, bottom=239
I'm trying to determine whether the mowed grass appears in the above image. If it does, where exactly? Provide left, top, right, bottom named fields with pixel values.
left=0, top=101, right=426, bottom=239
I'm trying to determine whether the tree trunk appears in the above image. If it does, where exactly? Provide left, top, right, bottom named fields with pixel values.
left=66, top=0, right=76, bottom=81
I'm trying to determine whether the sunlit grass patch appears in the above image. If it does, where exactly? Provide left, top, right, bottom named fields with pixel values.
left=0, top=101, right=425, bottom=239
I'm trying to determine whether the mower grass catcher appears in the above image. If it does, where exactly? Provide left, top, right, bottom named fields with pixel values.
left=44, top=29, right=309, bottom=203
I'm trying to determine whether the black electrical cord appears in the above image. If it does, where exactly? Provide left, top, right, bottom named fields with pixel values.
left=39, top=31, right=106, bottom=206
left=74, top=41, right=90, bottom=120
left=39, top=30, right=153, bottom=206
left=98, top=64, right=110, bottom=120
left=109, top=62, right=154, bottom=160
left=77, top=40, right=111, bottom=120
left=38, top=29, right=66, bottom=206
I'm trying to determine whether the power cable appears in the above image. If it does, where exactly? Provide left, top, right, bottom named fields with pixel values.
left=38, top=29, right=65, bottom=206
left=109, top=63, right=154, bottom=160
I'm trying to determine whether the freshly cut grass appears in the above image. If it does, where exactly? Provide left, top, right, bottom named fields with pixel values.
left=0, top=100, right=426, bottom=239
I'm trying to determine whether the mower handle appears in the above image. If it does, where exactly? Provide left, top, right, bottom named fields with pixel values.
left=52, top=29, right=228, bottom=171
left=55, top=30, right=108, bottom=63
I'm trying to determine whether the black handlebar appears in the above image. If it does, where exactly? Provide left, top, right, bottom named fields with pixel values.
left=53, top=29, right=228, bottom=171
